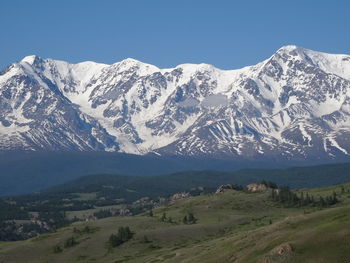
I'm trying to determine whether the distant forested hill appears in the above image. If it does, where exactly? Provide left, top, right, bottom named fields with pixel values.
left=1, top=151, right=349, bottom=196
left=29, top=162, right=350, bottom=202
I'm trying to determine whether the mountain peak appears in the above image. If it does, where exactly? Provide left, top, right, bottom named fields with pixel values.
left=114, top=57, right=160, bottom=75
left=118, top=57, right=140, bottom=65
left=277, top=45, right=300, bottom=51
left=2, top=48, right=350, bottom=159
left=21, top=55, right=40, bottom=65
left=124, top=57, right=139, bottom=63
left=274, top=45, right=309, bottom=56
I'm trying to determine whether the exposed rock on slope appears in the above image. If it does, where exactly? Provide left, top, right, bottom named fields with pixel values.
left=247, top=183, right=268, bottom=192
left=1, top=46, right=350, bottom=161
left=215, top=184, right=239, bottom=194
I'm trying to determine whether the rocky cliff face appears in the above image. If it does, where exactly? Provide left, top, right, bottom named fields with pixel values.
left=1, top=46, right=350, bottom=161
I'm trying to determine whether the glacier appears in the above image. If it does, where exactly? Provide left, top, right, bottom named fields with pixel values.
left=1, top=45, right=350, bottom=161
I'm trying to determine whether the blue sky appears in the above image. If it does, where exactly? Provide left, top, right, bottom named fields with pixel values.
left=1, top=0, right=350, bottom=70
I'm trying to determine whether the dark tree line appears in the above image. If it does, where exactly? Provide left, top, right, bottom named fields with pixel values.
left=0, top=221, right=48, bottom=241
left=93, top=209, right=113, bottom=219
left=0, top=200, right=29, bottom=221
left=271, top=186, right=338, bottom=208
left=260, top=180, right=278, bottom=189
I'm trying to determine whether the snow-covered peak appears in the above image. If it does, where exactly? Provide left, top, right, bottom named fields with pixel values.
left=14, top=45, right=350, bottom=80
left=20, top=55, right=39, bottom=65
left=302, top=49, right=350, bottom=80
left=276, top=45, right=301, bottom=52
left=176, top=62, right=217, bottom=72
left=111, top=57, right=160, bottom=76
left=2, top=47, right=350, bottom=160
left=262, top=45, right=350, bottom=81
left=272, top=45, right=310, bottom=60
left=119, top=57, right=141, bottom=64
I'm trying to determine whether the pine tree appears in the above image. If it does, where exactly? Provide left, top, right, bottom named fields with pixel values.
left=305, top=193, right=311, bottom=205
left=300, top=192, right=304, bottom=206
left=161, top=212, right=166, bottom=222
left=311, top=195, right=315, bottom=205
left=64, top=236, right=78, bottom=248
left=187, top=212, right=197, bottom=224
left=109, top=226, right=134, bottom=247
left=332, top=191, right=338, bottom=204
left=109, top=233, right=122, bottom=247
left=142, top=235, right=150, bottom=243
left=271, top=189, right=275, bottom=200
left=53, top=245, right=63, bottom=253
left=319, top=196, right=326, bottom=207
left=124, top=226, right=132, bottom=239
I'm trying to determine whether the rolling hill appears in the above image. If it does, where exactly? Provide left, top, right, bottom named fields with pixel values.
left=1, top=181, right=350, bottom=262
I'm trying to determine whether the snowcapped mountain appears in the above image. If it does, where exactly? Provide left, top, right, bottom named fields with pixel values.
left=1, top=45, right=350, bottom=161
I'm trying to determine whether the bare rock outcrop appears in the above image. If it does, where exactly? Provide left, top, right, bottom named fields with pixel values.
left=247, top=183, right=268, bottom=192
left=215, top=184, right=237, bottom=194
left=170, top=192, right=190, bottom=201
left=260, top=243, right=294, bottom=263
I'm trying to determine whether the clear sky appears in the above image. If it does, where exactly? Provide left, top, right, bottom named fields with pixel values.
left=1, top=0, right=350, bottom=70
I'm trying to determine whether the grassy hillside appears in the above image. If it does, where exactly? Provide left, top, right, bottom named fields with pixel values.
left=2, top=162, right=350, bottom=242
left=1, top=182, right=350, bottom=262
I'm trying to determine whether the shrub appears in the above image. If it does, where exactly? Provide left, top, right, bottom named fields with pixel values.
left=53, top=245, right=63, bottom=253
left=108, top=226, right=134, bottom=247
left=183, top=212, right=197, bottom=224
left=64, top=236, right=78, bottom=248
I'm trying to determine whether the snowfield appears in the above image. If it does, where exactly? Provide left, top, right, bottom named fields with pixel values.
left=1, top=45, right=350, bottom=160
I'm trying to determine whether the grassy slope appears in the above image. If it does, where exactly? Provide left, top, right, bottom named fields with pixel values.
left=1, top=184, right=350, bottom=263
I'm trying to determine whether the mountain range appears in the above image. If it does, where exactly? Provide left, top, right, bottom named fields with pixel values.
left=1, top=45, right=350, bottom=161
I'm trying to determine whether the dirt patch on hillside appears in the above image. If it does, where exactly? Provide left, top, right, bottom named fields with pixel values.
left=259, top=243, right=294, bottom=263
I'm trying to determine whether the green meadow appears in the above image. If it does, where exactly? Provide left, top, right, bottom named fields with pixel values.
left=1, top=183, right=350, bottom=263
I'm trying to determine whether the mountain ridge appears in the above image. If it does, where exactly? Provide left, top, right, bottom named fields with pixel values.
left=1, top=45, right=350, bottom=160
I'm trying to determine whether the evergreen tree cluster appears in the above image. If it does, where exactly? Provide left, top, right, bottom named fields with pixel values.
left=64, top=236, right=78, bottom=248
left=53, top=245, right=63, bottom=253
left=73, top=225, right=95, bottom=235
left=260, top=180, right=278, bottom=189
left=0, top=220, right=48, bottom=241
left=271, top=187, right=338, bottom=208
left=182, top=212, right=197, bottom=224
left=0, top=221, right=25, bottom=241
left=108, top=226, right=133, bottom=247
left=93, top=209, right=113, bottom=219
left=160, top=212, right=174, bottom=223
left=0, top=200, right=29, bottom=221
left=38, top=211, right=71, bottom=229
